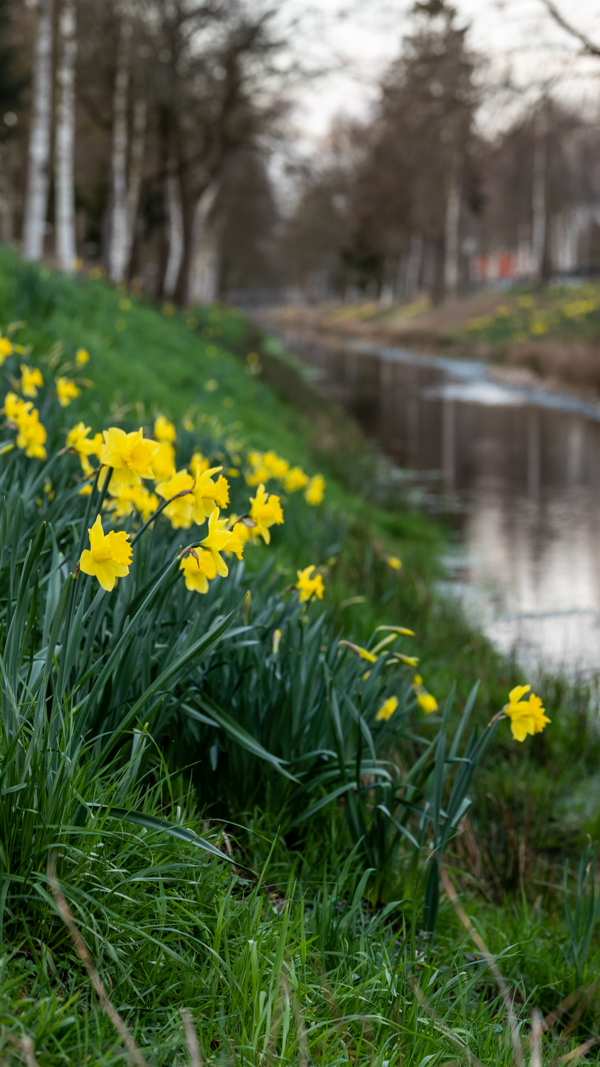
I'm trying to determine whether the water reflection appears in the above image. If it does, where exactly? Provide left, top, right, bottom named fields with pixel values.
left=282, top=330, right=600, bottom=674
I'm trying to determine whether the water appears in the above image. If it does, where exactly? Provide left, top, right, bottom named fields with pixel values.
left=279, top=328, right=600, bottom=675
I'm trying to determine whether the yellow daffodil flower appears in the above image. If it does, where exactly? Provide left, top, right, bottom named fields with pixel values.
left=412, top=675, right=438, bottom=713
left=191, top=464, right=230, bottom=524
left=305, top=474, right=325, bottom=506
left=100, top=427, right=159, bottom=492
left=386, top=555, right=402, bottom=570
left=263, top=451, right=289, bottom=479
left=296, top=565, right=325, bottom=602
left=154, top=414, right=176, bottom=443
left=151, top=440, right=176, bottom=481
left=76, top=348, right=90, bottom=365
left=67, top=421, right=98, bottom=475
left=190, top=450, right=210, bottom=474
left=20, top=365, right=43, bottom=398
left=284, top=466, right=309, bottom=493
left=56, top=377, right=81, bottom=407
left=376, top=695, right=398, bottom=722
left=109, top=484, right=159, bottom=522
left=200, top=507, right=243, bottom=576
left=503, top=685, right=550, bottom=742
left=0, top=337, right=12, bottom=363
left=17, top=408, right=47, bottom=459
left=249, top=484, right=284, bottom=544
left=4, top=392, right=32, bottom=423
left=180, top=550, right=217, bottom=593
left=155, top=469, right=195, bottom=528
left=392, top=652, right=419, bottom=667
left=79, top=515, right=133, bottom=591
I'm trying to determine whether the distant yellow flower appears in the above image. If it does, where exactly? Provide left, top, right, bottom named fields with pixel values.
left=67, top=421, right=98, bottom=474
left=56, top=377, right=81, bottom=407
left=530, top=321, right=547, bottom=336
left=284, top=466, right=309, bottom=493
left=296, top=565, right=325, bottom=602
left=190, top=450, right=210, bottom=474
left=376, top=695, right=398, bottom=722
left=305, top=474, right=325, bottom=506
left=16, top=408, right=47, bottom=459
left=100, top=427, right=159, bottom=492
left=109, top=484, right=159, bottom=522
left=180, top=550, right=218, bottom=594
left=412, top=675, right=438, bottom=714
left=386, top=555, right=402, bottom=570
left=79, top=515, right=132, bottom=591
left=249, top=484, right=284, bottom=544
left=21, top=365, right=43, bottom=398
left=151, top=440, right=176, bottom=481
left=154, top=414, right=176, bottom=443
left=155, top=469, right=195, bottom=528
left=272, top=628, right=282, bottom=655
left=76, top=348, right=90, bottom=365
left=4, top=391, right=31, bottom=423
left=191, top=464, right=230, bottom=524
left=263, top=451, right=289, bottom=479
left=503, top=685, right=550, bottom=742
left=200, top=507, right=242, bottom=577
left=0, top=337, right=12, bottom=363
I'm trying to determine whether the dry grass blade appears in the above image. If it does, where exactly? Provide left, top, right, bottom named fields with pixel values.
left=48, top=856, right=147, bottom=1067
left=558, top=1036, right=600, bottom=1064
left=19, top=1037, right=39, bottom=1067
left=289, top=984, right=309, bottom=1067
left=409, top=976, right=486, bottom=1067
left=181, top=1009, right=203, bottom=1067
left=530, top=1008, right=542, bottom=1067
left=441, top=866, right=525, bottom=1067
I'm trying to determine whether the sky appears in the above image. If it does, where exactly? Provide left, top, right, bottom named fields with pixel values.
left=288, top=0, right=600, bottom=146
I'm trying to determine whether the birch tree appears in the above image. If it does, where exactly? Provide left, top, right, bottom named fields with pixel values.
left=23, top=0, right=54, bottom=262
left=55, top=0, right=78, bottom=273
left=108, top=4, right=133, bottom=282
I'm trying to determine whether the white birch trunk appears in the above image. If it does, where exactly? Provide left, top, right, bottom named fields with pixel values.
left=163, top=161, right=184, bottom=298
left=108, top=10, right=132, bottom=282
left=123, top=95, right=146, bottom=269
left=23, top=0, right=54, bottom=262
left=532, top=110, right=547, bottom=285
left=55, top=0, right=77, bottom=273
left=186, top=179, right=221, bottom=304
left=444, top=172, right=460, bottom=300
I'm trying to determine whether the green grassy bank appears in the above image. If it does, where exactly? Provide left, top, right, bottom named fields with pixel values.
left=0, top=249, right=598, bottom=1065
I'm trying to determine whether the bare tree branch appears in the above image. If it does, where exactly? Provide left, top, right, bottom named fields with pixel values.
left=542, top=1, right=600, bottom=57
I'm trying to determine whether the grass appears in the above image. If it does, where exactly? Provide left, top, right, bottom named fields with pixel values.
left=0, top=248, right=598, bottom=1064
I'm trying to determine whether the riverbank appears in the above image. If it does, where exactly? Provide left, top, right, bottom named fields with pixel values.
left=265, top=282, right=600, bottom=402
left=0, top=250, right=599, bottom=1062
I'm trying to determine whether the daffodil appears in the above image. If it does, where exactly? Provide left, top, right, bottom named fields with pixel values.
left=263, top=451, right=289, bottom=479
left=0, top=337, right=12, bottom=363
left=151, top=440, right=176, bottom=480
left=296, top=565, right=325, bottom=602
left=56, top=377, right=81, bottom=407
left=305, top=474, right=325, bottom=506
left=154, top=414, right=176, bottom=443
left=190, top=450, right=210, bottom=474
left=76, top=348, right=90, bottom=365
left=100, top=427, right=159, bottom=492
left=412, top=676, right=438, bottom=714
left=503, top=685, right=550, bottom=742
left=386, top=555, right=402, bottom=570
left=284, top=466, right=309, bottom=493
left=79, top=515, right=133, bottom=591
left=191, top=464, right=230, bottom=523
left=20, top=365, right=43, bottom=398
left=67, top=421, right=98, bottom=474
left=4, top=392, right=32, bottom=423
left=180, top=550, right=218, bottom=593
left=109, top=484, right=159, bottom=522
left=249, top=484, right=284, bottom=544
left=155, top=469, right=195, bottom=528
left=339, top=640, right=378, bottom=663
left=16, top=408, right=47, bottom=459
left=199, top=508, right=242, bottom=577
left=376, top=695, right=398, bottom=722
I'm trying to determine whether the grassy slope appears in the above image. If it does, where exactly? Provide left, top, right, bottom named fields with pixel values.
left=0, top=251, right=598, bottom=1063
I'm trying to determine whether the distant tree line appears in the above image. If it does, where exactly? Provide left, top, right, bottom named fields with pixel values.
left=1, top=0, right=600, bottom=305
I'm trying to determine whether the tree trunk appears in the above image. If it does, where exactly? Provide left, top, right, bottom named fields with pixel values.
left=532, top=108, right=547, bottom=287
left=55, top=0, right=77, bottom=273
left=185, top=180, right=221, bottom=304
left=444, top=171, right=460, bottom=300
left=0, top=146, right=14, bottom=243
left=123, top=95, right=146, bottom=271
left=163, top=159, right=184, bottom=298
left=405, top=233, right=423, bottom=297
left=108, top=9, right=132, bottom=282
left=23, top=0, right=54, bottom=262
